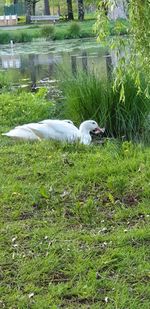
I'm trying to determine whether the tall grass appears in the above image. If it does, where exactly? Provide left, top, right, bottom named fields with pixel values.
left=59, top=71, right=150, bottom=142
left=0, top=72, right=10, bottom=91
left=0, top=29, right=40, bottom=44
left=41, top=25, right=56, bottom=40
left=67, top=22, right=81, bottom=38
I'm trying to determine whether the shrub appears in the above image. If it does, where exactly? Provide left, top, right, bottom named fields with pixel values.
left=14, top=32, right=33, bottom=43
left=59, top=71, right=150, bottom=142
left=0, top=72, right=10, bottom=90
left=41, top=25, right=55, bottom=39
left=0, top=90, right=54, bottom=131
left=68, top=22, right=81, bottom=38
left=0, top=32, right=11, bottom=44
left=0, top=29, right=41, bottom=44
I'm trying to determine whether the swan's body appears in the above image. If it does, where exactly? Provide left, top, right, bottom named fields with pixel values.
left=40, top=119, right=73, bottom=125
left=2, top=120, right=73, bottom=141
left=26, top=121, right=79, bottom=141
left=2, top=126, right=39, bottom=140
left=2, top=120, right=104, bottom=145
left=21, top=120, right=79, bottom=141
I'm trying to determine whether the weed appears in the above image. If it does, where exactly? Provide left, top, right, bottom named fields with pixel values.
left=68, top=22, right=81, bottom=38
left=0, top=90, right=53, bottom=130
left=41, top=25, right=56, bottom=40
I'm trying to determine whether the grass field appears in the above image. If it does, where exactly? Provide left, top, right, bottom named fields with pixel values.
left=0, top=91, right=150, bottom=308
left=0, top=19, right=128, bottom=44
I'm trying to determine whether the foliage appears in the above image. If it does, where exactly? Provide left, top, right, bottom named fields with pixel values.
left=0, top=72, right=10, bottom=90
left=0, top=90, right=54, bottom=131
left=59, top=71, right=150, bottom=142
left=0, top=28, right=41, bottom=44
left=15, top=31, right=33, bottom=43
left=0, top=19, right=128, bottom=44
left=41, top=25, right=56, bottom=39
left=0, top=31, right=11, bottom=44
left=67, top=21, right=81, bottom=38
left=95, top=0, right=150, bottom=99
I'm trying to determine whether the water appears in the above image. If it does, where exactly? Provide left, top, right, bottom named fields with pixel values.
left=0, top=38, right=111, bottom=91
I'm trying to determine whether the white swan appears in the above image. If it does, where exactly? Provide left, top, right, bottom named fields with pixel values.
left=2, top=120, right=105, bottom=145
left=2, top=120, right=73, bottom=141
left=29, top=120, right=104, bottom=144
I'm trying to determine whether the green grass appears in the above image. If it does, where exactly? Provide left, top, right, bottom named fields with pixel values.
left=0, top=90, right=54, bottom=130
left=0, top=27, right=41, bottom=44
left=0, top=19, right=129, bottom=44
left=0, top=90, right=150, bottom=308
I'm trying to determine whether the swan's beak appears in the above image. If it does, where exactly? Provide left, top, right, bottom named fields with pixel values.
left=92, top=127, right=105, bottom=134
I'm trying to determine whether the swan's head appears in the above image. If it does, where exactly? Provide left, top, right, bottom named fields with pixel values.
left=79, top=120, right=105, bottom=134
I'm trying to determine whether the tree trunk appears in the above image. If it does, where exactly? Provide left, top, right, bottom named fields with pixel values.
left=78, top=0, right=84, bottom=21
left=32, top=1, right=36, bottom=15
left=66, top=0, right=74, bottom=20
left=44, top=0, right=50, bottom=15
left=25, top=0, right=31, bottom=24
left=108, top=0, right=127, bottom=20
left=58, top=2, right=61, bottom=16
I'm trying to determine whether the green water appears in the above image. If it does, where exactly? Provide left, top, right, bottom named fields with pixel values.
left=0, top=38, right=109, bottom=89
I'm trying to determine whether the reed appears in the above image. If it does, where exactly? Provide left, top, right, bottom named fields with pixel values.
left=59, top=71, right=149, bottom=142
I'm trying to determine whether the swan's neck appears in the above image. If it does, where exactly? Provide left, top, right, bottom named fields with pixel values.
left=79, top=126, right=91, bottom=145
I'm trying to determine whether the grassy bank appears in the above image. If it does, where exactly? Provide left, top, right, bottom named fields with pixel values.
left=0, top=90, right=150, bottom=308
left=0, top=19, right=128, bottom=44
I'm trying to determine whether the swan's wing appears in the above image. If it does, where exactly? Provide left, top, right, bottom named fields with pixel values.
left=28, top=124, right=52, bottom=139
left=23, top=120, right=78, bottom=141
left=31, top=122, right=79, bottom=142
left=40, top=119, right=74, bottom=125
left=2, top=126, right=39, bottom=140
left=18, top=123, right=51, bottom=139
left=45, top=122, right=80, bottom=142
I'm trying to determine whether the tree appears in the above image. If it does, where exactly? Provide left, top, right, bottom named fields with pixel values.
left=66, top=0, right=74, bottom=20
left=78, top=0, right=84, bottom=21
left=25, top=0, right=40, bottom=20
left=32, top=0, right=40, bottom=15
left=96, top=0, right=150, bottom=99
left=25, top=0, right=32, bottom=24
left=44, top=0, right=50, bottom=15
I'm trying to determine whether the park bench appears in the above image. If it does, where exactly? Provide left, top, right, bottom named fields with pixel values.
left=30, top=15, right=60, bottom=23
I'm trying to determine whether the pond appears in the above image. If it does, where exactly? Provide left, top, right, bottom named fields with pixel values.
left=0, top=38, right=112, bottom=92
